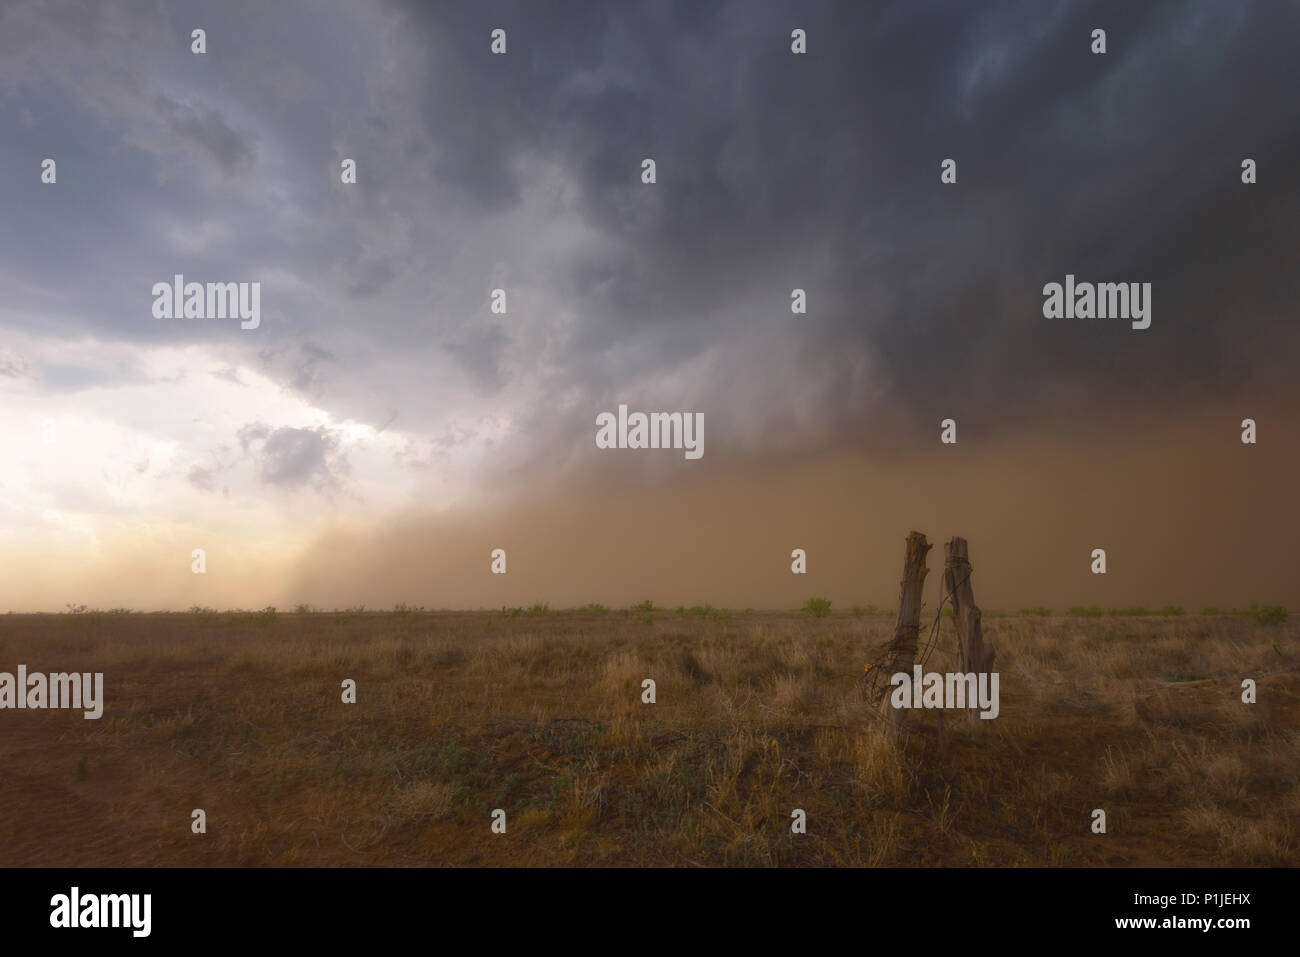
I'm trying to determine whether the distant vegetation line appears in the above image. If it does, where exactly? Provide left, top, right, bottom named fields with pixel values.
left=23, top=601, right=1290, bottom=626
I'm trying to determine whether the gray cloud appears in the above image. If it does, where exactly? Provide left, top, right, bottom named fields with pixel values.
left=144, top=95, right=256, bottom=177
left=236, top=422, right=270, bottom=453
left=254, top=425, right=346, bottom=489
left=1, top=0, right=1296, bottom=486
left=443, top=322, right=509, bottom=395
left=369, top=0, right=1300, bottom=465
left=187, top=464, right=217, bottom=492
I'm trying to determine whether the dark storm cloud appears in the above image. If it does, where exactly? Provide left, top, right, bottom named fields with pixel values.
left=147, top=95, right=256, bottom=177
left=443, top=322, right=510, bottom=395
left=387, top=0, right=1300, bottom=459
left=345, top=258, right=397, bottom=299
left=2, top=0, right=1296, bottom=478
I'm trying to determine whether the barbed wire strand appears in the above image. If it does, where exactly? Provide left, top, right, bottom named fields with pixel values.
left=863, top=562, right=973, bottom=709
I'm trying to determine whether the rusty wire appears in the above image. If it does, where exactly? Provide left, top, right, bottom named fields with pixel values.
left=862, top=562, right=973, bottom=707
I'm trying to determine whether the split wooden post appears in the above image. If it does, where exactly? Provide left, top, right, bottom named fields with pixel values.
left=874, top=531, right=932, bottom=730
left=943, top=536, right=995, bottom=718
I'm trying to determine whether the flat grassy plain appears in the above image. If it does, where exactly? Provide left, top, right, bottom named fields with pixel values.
left=0, top=608, right=1296, bottom=866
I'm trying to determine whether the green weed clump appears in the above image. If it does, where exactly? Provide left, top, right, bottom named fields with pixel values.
left=802, top=597, right=832, bottom=619
left=1246, top=604, right=1287, bottom=625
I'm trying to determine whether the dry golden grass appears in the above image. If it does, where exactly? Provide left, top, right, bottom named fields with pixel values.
left=0, top=609, right=1295, bottom=866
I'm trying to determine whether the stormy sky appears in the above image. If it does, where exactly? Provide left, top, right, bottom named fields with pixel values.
left=1, top=0, right=1297, bottom=611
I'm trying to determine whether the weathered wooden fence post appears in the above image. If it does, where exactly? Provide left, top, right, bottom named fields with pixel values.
left=943, top=536, right=995, bottom=717
left=873, top=531, right=932, bottom=732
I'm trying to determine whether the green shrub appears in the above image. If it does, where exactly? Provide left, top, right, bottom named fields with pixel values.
left=802, top=597, right=832, bottom=619
left=687, top=604, right=728, bottom=622
left=1067, top=605, right=1102, bottom=617
left=1246, top=604, right=1287, bottom=625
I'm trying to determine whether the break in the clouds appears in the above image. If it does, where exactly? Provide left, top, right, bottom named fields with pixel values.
left=1, top=0, right=1297, bottom=607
